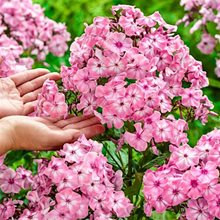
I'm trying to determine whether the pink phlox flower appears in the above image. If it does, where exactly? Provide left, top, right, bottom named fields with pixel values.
left=124, top=123, right=150, bottom=152
left=186, top=198, right=214, bottom=220
left=0, top=168, right=22, bottom=193
left=181, top=170, right=208, bottom=200
left=43, top=157, right=69, bottom=184
left=169, top=144, right=199, bottom=171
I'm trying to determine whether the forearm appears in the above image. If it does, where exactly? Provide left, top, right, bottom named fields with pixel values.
left=0, top=119, right=13, bottom=155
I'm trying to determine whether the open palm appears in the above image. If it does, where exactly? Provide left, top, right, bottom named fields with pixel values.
left=0, top=69, right=61, bottom=118
left=0, top=115, right=104, bottom=154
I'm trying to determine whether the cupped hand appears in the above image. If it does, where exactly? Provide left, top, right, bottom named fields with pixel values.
left=0, top=115, right=105, bottom=155
left=0, top=68, right=61, bottom=118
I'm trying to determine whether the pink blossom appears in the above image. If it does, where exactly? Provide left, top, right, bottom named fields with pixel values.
left=126, top=84, right=144, bottom=109
left=124, top=123, right=150, bottom=151
left=59, top=141, right=89, bottom=163
left=104, top=53, right=126, bottom=76
left=46, top=208, right=72, bottom=220
left=73, top=68, right=97, bottom=93
left=56, top=188, right=82, bottom=214
left=0, top=199, right=16, bottom=220
left=186, top=198, right=214, bottom=220
left=77, top=93, right=97, bottom=115
left=143, top=171, right=167, bottom=198
left=56, top=170, right=78, bottom=191
left=60, top=65, right=78, bottom=91
left=197, top=33, right=216, bottom=55
left=34, top=80, right=68, bottom=119
left=181, top=171, right=207, bottom=200
left=0, top=168, right=22, bottom=193
left=105, top=32, right=132, bottom=54
left=181, top=88, right=203, bottom=107
left=16, top=167, right=33, bottom=189
left=94, top=109, right=124, bottom=129
left=163, top=179, right=187, bottom=206
left=127, top=54, right=151, bottom=79
left=203, top=182, right=220, bottom=202
left=109, top=191, right=134, bottom=217
left=169, top=144, right=199, bottom=171
left=151, top=194, right=169, bottom=213
left=208, top=193, right=220, bottom=218
left=153, top=119, right=171, bottom=143
left=191, top=161, right=219, bottom=184
left=87, top=53, right=107, bottom=78
left=119, top=16, right=142, bottom=36
left=43, top=157, right=69, bottom=184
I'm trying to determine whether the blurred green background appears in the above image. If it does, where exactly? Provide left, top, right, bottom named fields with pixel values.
left=33, top=0, right=220, bottom=146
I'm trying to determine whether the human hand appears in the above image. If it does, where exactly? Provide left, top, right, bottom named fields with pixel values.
left=0, top=68, right=61, bottom=118
left=0, top=115, right=105, bottom=155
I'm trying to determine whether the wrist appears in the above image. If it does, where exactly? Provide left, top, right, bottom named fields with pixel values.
left=0, top=118, right=14, bottom=155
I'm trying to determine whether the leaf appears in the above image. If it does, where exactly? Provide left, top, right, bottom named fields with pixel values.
left=102, top=141, right=124, bottom=169
left=208, top=78, right=220, bottom=89
left=150, top=211, right=178, bottom=220
left=124, top=172, right=143, bottom=196
left=0, top=190, right=5, bottom=203
left=4, top=151, right=29, bottom=167
left=141, top=153, right=169, bottom=171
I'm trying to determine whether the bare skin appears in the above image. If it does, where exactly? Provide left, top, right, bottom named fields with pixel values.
left=0, top=68, right=61, bottom=118
left=0, top=58, right=105, bottom=154
left=0, top=115, right=105, bottom=155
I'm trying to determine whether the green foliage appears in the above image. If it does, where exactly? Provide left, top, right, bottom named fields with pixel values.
left=150, top=211, right=180, bottom=220
left=4, top=151, right=34, bottom=170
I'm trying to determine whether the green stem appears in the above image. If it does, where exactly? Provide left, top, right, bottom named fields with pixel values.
left=127, top=146, right=133, bottom=187
left=179, top=105, right=183, bottom=119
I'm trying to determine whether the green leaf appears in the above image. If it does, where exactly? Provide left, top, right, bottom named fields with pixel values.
left=102, top=141, right=124, bottom=170
left=4, top=151, right=29, bottom=167
left=141, top=153, right=169, bottom=171
left=150, top=211, right=178, bottom=220
left=0, top=190, right=5, bottom=202
left=208, top=78, right=220, bottom=89
left=124, top=172, right=143, bottom=196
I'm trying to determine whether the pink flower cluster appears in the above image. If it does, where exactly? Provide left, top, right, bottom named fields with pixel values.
left=179, top=0, right=220, bottom=77
left=59, top=5, right=213, bottom=153
left=0, top=155, right=33, bottom=219
left=0, top=0, right=70, bottom=77
left=143, top=129, right=220, bottom=219
left=33, top=79, right=68, bottom=118
left=0, top=35, right=34, bottom=77
left=0, top=136, right=133, bottom=219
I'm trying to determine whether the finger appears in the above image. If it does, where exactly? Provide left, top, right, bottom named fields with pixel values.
left=10, top=69, right=50, bottom=86
left=33, top=117, right=61, bottom=124
left=23, top=101, right=38, bottom=115
left=63, top=116, right=101, bottom=130
left=32, top=124, right=105, bottom=151
left=48, top=124, right=105, bottom=147
left=18, top=73, right=61, bottom=96
left=37, top=129, right=79, bottom=151
left=22, top=88, right=41, bottom=103
left=54, top=114, right=94, bottom=128
left=77, top=124, right=105, bottom=139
